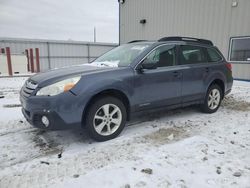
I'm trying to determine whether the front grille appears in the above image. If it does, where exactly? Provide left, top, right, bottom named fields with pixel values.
left=33, top=114, right=41, bottom=123
left=22, top=80, right=38, bottom=98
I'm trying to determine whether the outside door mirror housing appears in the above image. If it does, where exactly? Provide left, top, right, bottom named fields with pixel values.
left=136, top=59, right=158, bottom=73
left=141, top=62, right=157, bottom=70
left=139, top=58, right=158, bottom=70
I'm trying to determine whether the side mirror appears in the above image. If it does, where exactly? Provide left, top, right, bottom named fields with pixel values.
left=141, top=63, right=157, bottom=70
left=140, top=58, right=158, bottom=70
left=136, top=59, right=158, bottom=73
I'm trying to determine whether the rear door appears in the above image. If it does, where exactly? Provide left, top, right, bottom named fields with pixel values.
left=133, top=44, right=182, bottom=110
left=177, top=45, right=210, bottom=103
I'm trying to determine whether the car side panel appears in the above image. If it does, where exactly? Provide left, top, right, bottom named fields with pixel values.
left=203, top=62, right=230, bottom=97
left=180, top=62, right=229, bottom=103
left=179, top=63, right=209, bottom=103
left=132, top=66, right=182, bottom=111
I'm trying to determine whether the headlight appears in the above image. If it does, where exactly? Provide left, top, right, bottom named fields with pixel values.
left=36, top=76, right=81, bottom=96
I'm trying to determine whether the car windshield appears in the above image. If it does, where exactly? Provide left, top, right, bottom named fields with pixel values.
left=91, top=43, right=150, bottom=67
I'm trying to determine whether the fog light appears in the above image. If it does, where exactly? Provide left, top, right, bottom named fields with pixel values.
left=41, top=116, right=49, bottom=127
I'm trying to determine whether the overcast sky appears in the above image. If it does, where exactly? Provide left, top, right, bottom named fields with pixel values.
left=0, top=0, right=119, bottom=43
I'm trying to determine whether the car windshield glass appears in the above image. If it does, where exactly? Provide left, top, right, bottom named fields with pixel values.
left=91, top=43, right=150, bottom=67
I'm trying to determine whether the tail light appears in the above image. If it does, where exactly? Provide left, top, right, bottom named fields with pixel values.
left=226, top=63, right=232, bottom=71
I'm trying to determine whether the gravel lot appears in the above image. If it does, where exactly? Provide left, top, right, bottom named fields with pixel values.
left=0, top=77, right=250, bottom=188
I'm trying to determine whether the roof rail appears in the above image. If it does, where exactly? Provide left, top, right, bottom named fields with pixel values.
left=158, top=36, right=213, bottom=46
left=128, top=40, right=148, bottom=43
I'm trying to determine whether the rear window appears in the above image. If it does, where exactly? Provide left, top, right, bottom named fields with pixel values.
left=180, top=45, right=206, bottom=64
left=207, top=48, right=222, bottom=62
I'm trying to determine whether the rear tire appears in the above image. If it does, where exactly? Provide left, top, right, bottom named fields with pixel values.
left=85, top=96, right=127, bottom=142
left=201, top=84, right=222, bottom=113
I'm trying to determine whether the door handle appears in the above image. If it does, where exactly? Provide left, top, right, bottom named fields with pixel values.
left=205, top=67, right=210, bottom=73
left=173, top=71, right=181, bottom=78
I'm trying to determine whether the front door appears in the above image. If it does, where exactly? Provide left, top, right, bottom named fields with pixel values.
left=133, top=44, right=182, bottom=111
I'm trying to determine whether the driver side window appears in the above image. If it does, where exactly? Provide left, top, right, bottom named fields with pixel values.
left=143, top=45, right=176, bottom=68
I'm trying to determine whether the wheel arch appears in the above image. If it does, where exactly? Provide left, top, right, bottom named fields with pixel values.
left=82, top=89, right=131, bottom=126
left=207, top=79, right=225, bottom=98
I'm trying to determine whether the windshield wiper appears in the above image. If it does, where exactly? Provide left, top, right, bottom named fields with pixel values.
left=100, top=62, right=111, bottom=67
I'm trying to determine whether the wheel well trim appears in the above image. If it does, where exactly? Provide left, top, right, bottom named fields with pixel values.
left=206, top=78, right=225, bottom=98
left=81, top=88, right=131, bottom=126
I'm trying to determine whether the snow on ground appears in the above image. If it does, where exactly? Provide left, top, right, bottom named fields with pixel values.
left=0, top=77, right=249, bottom=188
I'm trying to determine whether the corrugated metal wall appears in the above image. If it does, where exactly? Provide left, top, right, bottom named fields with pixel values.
left=0, top=38, right=116, bottom=72
left=120, top=0, right=250, bottom=80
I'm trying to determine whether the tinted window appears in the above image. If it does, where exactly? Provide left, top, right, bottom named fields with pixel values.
left=229, top=37, right=250, bottom=62
left=180, top=45, right=206, bottom=64
left=142, top=45, right=176, bottom=67
left=207, top=48, right=222, bottom=62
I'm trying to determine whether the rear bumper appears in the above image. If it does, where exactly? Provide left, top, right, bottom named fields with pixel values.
left=225, top=75, right=233, bottom=96
left=20, top=91, right=86, bottom=130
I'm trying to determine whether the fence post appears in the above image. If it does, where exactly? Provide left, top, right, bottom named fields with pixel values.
left=25, top=49, right=30, bottom=72
left=87, top=43, right=90, bottom=63
left=29, top=48, right=34, bottom=73
left=35, top=48, right=40, bottom=72
left=6, top=47, right=13, bottom=76
left=47, top=42, right=51, bottom=69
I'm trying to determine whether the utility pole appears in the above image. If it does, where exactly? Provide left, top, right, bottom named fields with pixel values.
left=94, top=27, right=96, bottom=43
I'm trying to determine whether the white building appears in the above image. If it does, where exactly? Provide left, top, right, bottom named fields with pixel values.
left=119, top=0, right=250, bottom=80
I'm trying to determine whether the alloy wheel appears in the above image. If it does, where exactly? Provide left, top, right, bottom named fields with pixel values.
left=208, top=88, right=221, bottom=110
left=93, top=104, right=122, bottom=136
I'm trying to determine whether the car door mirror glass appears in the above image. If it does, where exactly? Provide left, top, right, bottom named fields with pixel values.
left=141, top=59, right=158, bottom=69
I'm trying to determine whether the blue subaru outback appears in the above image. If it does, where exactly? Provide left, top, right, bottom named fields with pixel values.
left=20, top=37, right=233, bottom=141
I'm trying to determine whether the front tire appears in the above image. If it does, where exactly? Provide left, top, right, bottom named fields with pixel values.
left=85, top=96, right=127, bottom=141
left=201, top=84, right=222, bottom=113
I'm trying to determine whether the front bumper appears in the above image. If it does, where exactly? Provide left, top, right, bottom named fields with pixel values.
left=20, top=90, right=85, bottom=130
left=21, top=107, right=81, bottom=130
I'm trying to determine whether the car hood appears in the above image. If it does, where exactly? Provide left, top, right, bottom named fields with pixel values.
left=29, top=64, right=114, bottom=87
